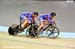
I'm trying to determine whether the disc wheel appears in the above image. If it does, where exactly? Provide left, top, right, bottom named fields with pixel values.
left=8, top=24, right=19, bottom=36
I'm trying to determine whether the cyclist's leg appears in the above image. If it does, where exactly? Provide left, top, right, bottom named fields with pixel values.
left=19, top=16, right=30, bottom=31
left=21, top=17, right=29, bottom=29
left=38, top=19, right=48, bottom=33
left=38, top=19, right=49, bottom=32
left=38, top=21, right=44, bottom=33
left=38, top=18, right=43, bottom=33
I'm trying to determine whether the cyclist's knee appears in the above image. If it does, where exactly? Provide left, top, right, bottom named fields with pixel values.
left=24, top=23, right=30, bottom=29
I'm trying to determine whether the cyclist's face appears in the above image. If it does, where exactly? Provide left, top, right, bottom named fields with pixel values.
left=51, top=16, right=54, bottom=18
left=34, top=14, right=38, bottom=17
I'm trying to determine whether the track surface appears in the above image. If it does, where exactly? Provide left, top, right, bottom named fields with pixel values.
left=0, top=32, right=75, bottom=49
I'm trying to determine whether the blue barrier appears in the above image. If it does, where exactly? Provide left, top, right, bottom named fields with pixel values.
left=0, top=26, right=75, bottom=38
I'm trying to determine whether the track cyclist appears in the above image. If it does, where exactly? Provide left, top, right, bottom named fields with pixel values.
left=19, top=11, right=38, bottom=31
left=38, top=12, right=56, bottom=34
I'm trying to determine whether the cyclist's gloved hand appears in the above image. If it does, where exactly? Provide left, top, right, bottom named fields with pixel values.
left=49, top=21, right=53, bottom=26
left=49, top=23, right=52, bottom=26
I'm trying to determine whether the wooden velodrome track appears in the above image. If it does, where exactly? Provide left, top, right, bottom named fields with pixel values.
left=0, top=32, right=75, bottom=49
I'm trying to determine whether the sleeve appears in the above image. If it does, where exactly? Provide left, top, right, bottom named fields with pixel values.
left=32, top=16, right=35, bottom=22
left=48, top=16, right=52, bottom=23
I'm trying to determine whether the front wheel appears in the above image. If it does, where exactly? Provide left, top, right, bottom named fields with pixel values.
left=47, top=26, right=59, bottom=38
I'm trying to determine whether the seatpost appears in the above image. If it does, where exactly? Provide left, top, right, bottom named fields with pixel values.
left=20, top=18, right=21, bottom=30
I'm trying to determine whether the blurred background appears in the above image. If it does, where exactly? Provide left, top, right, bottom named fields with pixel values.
left=0, top=0, right=75, bottom=32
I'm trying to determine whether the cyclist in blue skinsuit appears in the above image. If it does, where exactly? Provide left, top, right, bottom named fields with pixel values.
left=19, top=11, right=38, bottom=30
left=38, top=12, right=56, bottom=33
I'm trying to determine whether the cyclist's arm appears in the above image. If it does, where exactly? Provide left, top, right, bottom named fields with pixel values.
left=32, top=16, right=35, bottom=24
left=47, top=16, right=52, bottom=23
left=50, top=16, right=53, bottom=23
left=47, top=16, right=53, bottom=26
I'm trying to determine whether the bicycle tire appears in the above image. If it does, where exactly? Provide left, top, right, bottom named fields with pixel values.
left=8, top=24, right=18, bottom=36
left=47, top=26, right=59, bottom=38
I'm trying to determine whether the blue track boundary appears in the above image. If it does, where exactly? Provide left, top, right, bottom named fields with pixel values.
left=0, top=26, right=75, bottom=38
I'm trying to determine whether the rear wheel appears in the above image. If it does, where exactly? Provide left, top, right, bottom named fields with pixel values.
left=26, top=24, right=38, bottom=38
left=8, top=24, right=19, bottom=36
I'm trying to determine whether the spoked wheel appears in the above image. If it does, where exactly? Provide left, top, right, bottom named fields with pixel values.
left=52, top=21, right=56, bottom=27
left=47, top=26, right=59, bottom=39
left=46, top=21, right=59, bottom=39
left=8, top=24, right=19, bottom=36
left=26, top=24, right=38, bottom=38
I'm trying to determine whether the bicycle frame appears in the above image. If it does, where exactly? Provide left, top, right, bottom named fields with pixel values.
left=25, top=20, right=59, bottom=38
left=19, top=18, right=22, bottom=30
left=43, top=24, right=51, bottom=31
